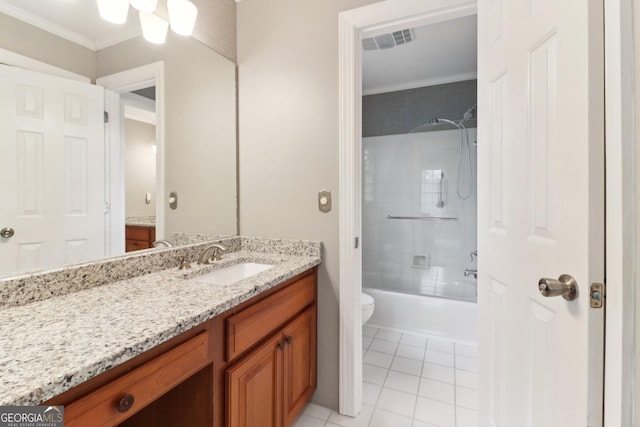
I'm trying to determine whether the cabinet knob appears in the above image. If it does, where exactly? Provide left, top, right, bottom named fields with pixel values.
left=117, top=394, right=135, bottom=413
left=285, top=335, right=292, bottom=345
left=277, top=341, right=286, bottom=351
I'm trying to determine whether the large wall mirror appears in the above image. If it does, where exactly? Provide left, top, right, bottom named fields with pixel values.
left=0, top=2, right=237, bottom=279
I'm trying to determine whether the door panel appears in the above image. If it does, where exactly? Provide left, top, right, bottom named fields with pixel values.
left=227, top=333, right=283, bottom=427
left=478, top=0, right=604, bottom=426
left=283, top=307, right=317, bottom=426
left=0, top=64, right=105, bottom=277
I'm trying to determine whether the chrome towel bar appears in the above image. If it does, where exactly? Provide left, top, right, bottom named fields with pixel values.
left=386, top=215, right=458, bottom=221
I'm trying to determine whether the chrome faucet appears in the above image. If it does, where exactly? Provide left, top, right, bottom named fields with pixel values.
left=198, top=244, right=227, bottom=264
left=153, top=239, right=173, bottom=248
left=464, top=268, right=478, bottom=279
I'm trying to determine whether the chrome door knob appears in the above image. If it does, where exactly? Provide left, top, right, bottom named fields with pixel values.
left=538, top=274, right=578, bottom=301
left=0, top=227, right=14, bottom=239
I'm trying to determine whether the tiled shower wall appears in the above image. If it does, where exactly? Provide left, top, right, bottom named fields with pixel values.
left=362, top=129, right=477, bottom=298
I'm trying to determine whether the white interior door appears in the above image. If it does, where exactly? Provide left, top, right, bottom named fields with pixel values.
left=0, top=64, right=105, bottom=277
left=477, top=0, right=604, bottom=426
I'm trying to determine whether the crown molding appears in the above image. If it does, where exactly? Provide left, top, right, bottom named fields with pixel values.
left=363, top=71, right=477, bottom=96
left=0, top=1, right=142, bottom=51
left=0, top=1, right=97, bottom=50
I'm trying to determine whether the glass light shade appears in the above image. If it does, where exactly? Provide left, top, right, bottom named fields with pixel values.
left=139, top=11, right=168, bottom=44
left=130, top=0, right=158, bottom=13
left=97, top=0, right=129, bottom=24
left=167, top=0, right=198, bottom=36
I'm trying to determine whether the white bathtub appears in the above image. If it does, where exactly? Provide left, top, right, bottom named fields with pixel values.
left=364, top=287, right=477, bottom=344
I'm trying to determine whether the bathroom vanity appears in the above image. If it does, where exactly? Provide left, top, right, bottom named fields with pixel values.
left=0, top=237, right=321, bottom=427
left=125, top=225, right=157, bottom=252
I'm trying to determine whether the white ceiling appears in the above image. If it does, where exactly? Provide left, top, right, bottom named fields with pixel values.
left=362, top=14, right=477, bottom=95
left=0, top=0, right=142, bottom=51
left=1, top=2, right=477, bottom=87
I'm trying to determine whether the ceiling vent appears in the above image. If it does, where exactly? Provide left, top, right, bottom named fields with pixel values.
left=362, top=29, right=415, bottom=51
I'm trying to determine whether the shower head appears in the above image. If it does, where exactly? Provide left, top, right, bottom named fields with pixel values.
left=429, top=118, right=462, bottom=128
left=462, top=104, right=477, bottom=122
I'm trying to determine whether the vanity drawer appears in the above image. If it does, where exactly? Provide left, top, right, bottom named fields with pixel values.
left=226, top=273, right=315, bottom=362
left=64, top=332, right=209, bottom=427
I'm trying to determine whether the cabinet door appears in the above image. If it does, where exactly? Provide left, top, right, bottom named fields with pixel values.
left=283, top=307, right=317, bottom=426
left=227, top=333, right=284, bottom=427
left=125, top=240, right=146, bottom=252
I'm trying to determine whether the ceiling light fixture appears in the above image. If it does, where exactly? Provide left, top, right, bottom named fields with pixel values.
left=97, top=0, right=198, bottom=43
left=130, top=0, right=159, bottom=13
left=139, top=11, right=169, bottom=44
left=97, top=0, right=130, bottom=24
left=167, top=0, right=198, bottom=36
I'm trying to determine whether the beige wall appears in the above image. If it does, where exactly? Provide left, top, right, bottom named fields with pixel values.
left=124, top=119, right=157, bottom=217
left=237, top=0, right=382, bottom=410
left=97, top=34, right=238, bottom=237
left=0, top=13, right=96, bottom=79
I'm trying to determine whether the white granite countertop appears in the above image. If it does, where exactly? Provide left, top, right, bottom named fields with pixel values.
left=125, top=221, right=156, bottom=227
left=125, top=216, right=156, bottom=228
left=0, top=249, right=320, bottom=406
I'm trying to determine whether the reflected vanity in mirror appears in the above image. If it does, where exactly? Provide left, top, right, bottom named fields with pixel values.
left=121, top=88, right=159, bottom=252
left=0, top=2, right=238, bottom=279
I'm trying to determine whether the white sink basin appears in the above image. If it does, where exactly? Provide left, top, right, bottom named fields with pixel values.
left=193, top=262, right=273, bottom=285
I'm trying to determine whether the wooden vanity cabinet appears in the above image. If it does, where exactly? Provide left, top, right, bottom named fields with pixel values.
left=225, top=270, right=317, bottom=427
left=282, top=307, right=316, bottom=426
left=125, top=225, right=156, bottom=252
left=45, top=267, right=317, bottom=427
left=226, top=332, right=283, bottom=427
left=226, top=307, right=316, bottom=427
left=59, top=333, right=211, bottom=427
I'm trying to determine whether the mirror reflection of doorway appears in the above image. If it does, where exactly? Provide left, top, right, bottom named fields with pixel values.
left=122, top=87, right=157, bottom=252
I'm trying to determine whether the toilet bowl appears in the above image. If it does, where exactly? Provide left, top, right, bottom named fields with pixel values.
left=361, top=292, right=375, bottom=325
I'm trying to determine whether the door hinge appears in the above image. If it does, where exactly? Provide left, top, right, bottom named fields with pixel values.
left=590, top=282, right=604, bottom=309
left=104, top=111, right=109, bottom=123
left=104, top=202, right=110, bottom=215
left=354, top=237, right=359, bottom=249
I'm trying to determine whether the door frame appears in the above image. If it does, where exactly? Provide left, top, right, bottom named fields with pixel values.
left=338, top=0, right=477, bottom=416
left=96, top=62, right=166, bottom=248
left=603, top=0, right=636, bottom=425
left=337, top=0, right=634, bottom=423
left=0, top=48, right=89, bottom=83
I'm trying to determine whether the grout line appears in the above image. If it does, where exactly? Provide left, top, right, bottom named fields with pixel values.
left=366, top=328, right=391, bottom=426
left=411, top=335, right=427, bottom=420
left=453, top=343, right=458, bottom=427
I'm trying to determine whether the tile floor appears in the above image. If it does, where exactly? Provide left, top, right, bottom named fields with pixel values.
left=292, top=326, right=478, bottom=427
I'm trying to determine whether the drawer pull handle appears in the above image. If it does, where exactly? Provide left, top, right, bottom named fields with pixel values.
left=117, top=394, right=135, bottom=413
left=285, top=335, right=292, bottom=345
